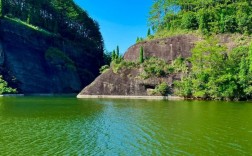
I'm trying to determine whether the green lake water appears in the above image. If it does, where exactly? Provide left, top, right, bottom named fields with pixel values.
left=0, top=97, right=252, bottom=155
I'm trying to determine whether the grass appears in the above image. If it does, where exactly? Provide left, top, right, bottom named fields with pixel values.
left=4, top=16, right=52, bottom=36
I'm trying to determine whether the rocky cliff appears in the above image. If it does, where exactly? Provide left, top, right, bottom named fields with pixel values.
left=78, top=35, right=198, bottom=96
left=78, top=34, right=242, bottom=97
left=0, top=19, right=103, bottom=94
left=124, top=34, right=199, bottom=62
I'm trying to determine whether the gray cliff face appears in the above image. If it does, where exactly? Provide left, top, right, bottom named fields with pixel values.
left=79, top=35, right=197, bottom=96
left=79, top=68, right=178, bottom=96
left=78, top=34, right=244, bottom=96
left=0, top=19, right=102, bottom=94
left=124, top=35, right=199, bottom=62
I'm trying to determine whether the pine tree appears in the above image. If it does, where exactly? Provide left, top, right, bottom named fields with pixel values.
left=139, top=46, right=144, bottom=63
left=147, top=28, right=151, bottom=36
left=249, top=43, right=252, bottom=73
left=136, top=37, right=139, bottom=43
left=0, top=0, right=2, bottom=17
left=116, top=46, right=119, bottom=59
left=112, top=50, right=116, bottom=61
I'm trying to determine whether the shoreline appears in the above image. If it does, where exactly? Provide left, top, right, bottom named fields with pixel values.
left=0, top=94, right=77, bottom=97
left=77, top=95, right=184, bottom=100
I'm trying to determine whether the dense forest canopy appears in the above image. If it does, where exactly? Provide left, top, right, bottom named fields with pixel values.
left=149, top=0, right=252, bottom=35
left=0, top=0, right=103, bottom=51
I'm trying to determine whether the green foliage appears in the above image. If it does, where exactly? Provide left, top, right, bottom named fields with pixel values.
left=152, top=82, right=170, bottom=96
left=147, top=28, right=151, bottom=36
left=174, top=77, right=192, bottom=98
left=103, top=51, right=112, bottom=65
left=0, top=0, right=2, bottom=17
left=99, top=65, right=110, bottom=74
left=249, top=43, right=252, bottom=72
left=0, top=75, right=17, bottom=94
left=175, top=37, right=252, bottom=101
left=5, top=16, right=51, bottom=35
left=181, top=11, right=198, bottom=30
left=45, top=47, right=76, bottom=71
left=112, top=50, right=116, bottom=61
left=111, top=59, right=137, bottom=74
left=0, top=0, right=104, bottom=53
left=116, top=46, right=120, bottom=57
left=149, top=1, right=252, bottom=36
left=139, top=46, right=144, bottom=63
left=139, top=57, right=186, bottom=79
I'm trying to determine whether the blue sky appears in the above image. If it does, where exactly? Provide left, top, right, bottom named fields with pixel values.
left=74, top=0, right=152, bottom=54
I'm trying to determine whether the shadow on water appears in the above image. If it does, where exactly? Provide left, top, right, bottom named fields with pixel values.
left=0, top=96, right=105, bottom=118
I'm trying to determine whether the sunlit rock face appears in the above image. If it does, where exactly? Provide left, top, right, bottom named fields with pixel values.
left=79, top=35, right=197, bottom=96
left=79, top=34, right=241, bottom=96
left=124, top=35, right=199, bottom=63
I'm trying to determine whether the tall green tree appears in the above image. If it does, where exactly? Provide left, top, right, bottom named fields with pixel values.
left=116, top=46, right=120, bottom=58
left=0, top=0, right=2, bottom=17
left=139, top=46, right=144, bottom=63
left=147, top=28, right=151, bottom=36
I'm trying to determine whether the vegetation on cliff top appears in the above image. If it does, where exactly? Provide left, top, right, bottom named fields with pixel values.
left=45, top=47, right=76, bottom=71
left=0, top=0, right=103, bottom=53
left=175, top=37, right=252, bottom=101
left=148, top=0, right=252, bottom=39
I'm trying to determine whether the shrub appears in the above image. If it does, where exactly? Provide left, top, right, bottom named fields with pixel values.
left=99, top=65, right=110, bottom=73
left=45, top=47, right=76, bottom=71
left=153, top=82, right=170, bottom=96
left=0, top=76, right=17, bottom=94
left=111, top=59, right=137, bottom=73
left=139, top=46, right=144, bottom=63
left=141, top=57, right=172, bottom=79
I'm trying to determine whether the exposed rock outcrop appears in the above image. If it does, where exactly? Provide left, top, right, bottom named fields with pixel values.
left=0, top=19, right=103, bottom=94
left=78, top=34, right=249, bottom=97
left=78, top=35, right=197, bottom=96
left=124, top=34, right=199, bottom=62
left=78, top=68, right=179, bottom=96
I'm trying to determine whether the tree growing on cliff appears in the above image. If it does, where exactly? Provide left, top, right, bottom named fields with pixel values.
left=112, top=50, right=116, bottom=61
left=0, top=0, right=2, bottom=17
left=147, top=28, right=151, bottom=36
left=0, top=0, right=104, bottom=55
left=149, top=0, right=252, bottom=36
left=116, top=46, right=120, bottom=58
left=139, top=46, right=144, bottom=63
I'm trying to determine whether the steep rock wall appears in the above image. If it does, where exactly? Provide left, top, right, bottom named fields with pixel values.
left=78, top=34, right=246, bottom=97
left=78, top=35, right=197, bottom=96
left=124, top=35, right=199, bottom=62
left=0, top=19, right=103, bottom=94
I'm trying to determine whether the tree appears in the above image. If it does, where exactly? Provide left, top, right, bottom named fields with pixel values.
left=116, top=46, right=120, bottom=58
left=148, top=0, right=252, bottom=35
left=139, top=46, right=144, bottom=63
left=0, top=0, right=2, bottom=17
left=249, top=42, right=252, bottom=73
left=147, top=28, right=151, bottom=36
left=112, top=50, right=116, bottom=61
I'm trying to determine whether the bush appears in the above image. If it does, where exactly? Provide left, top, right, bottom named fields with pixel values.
left=111, top=59, right=137, bottom=73
left=0, top=76, right=17, bottom=94
left=99, top=65, right=110, bottom=73
left=139, top=46, right=144, bottom=63
left=153, top=82, right=170, bottom=96
left=140, top=57, right=184, bottom=79
left=45, top=47, right=76, bottom=71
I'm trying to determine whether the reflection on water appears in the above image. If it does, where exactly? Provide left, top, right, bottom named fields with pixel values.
left=0, top=97, right=252, bottom=155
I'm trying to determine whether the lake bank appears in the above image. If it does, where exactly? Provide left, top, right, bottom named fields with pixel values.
left=77, top=94, right=183, bottom=100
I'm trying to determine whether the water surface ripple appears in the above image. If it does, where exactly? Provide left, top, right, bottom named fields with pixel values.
left=0, top=97, right=252, bottom=155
